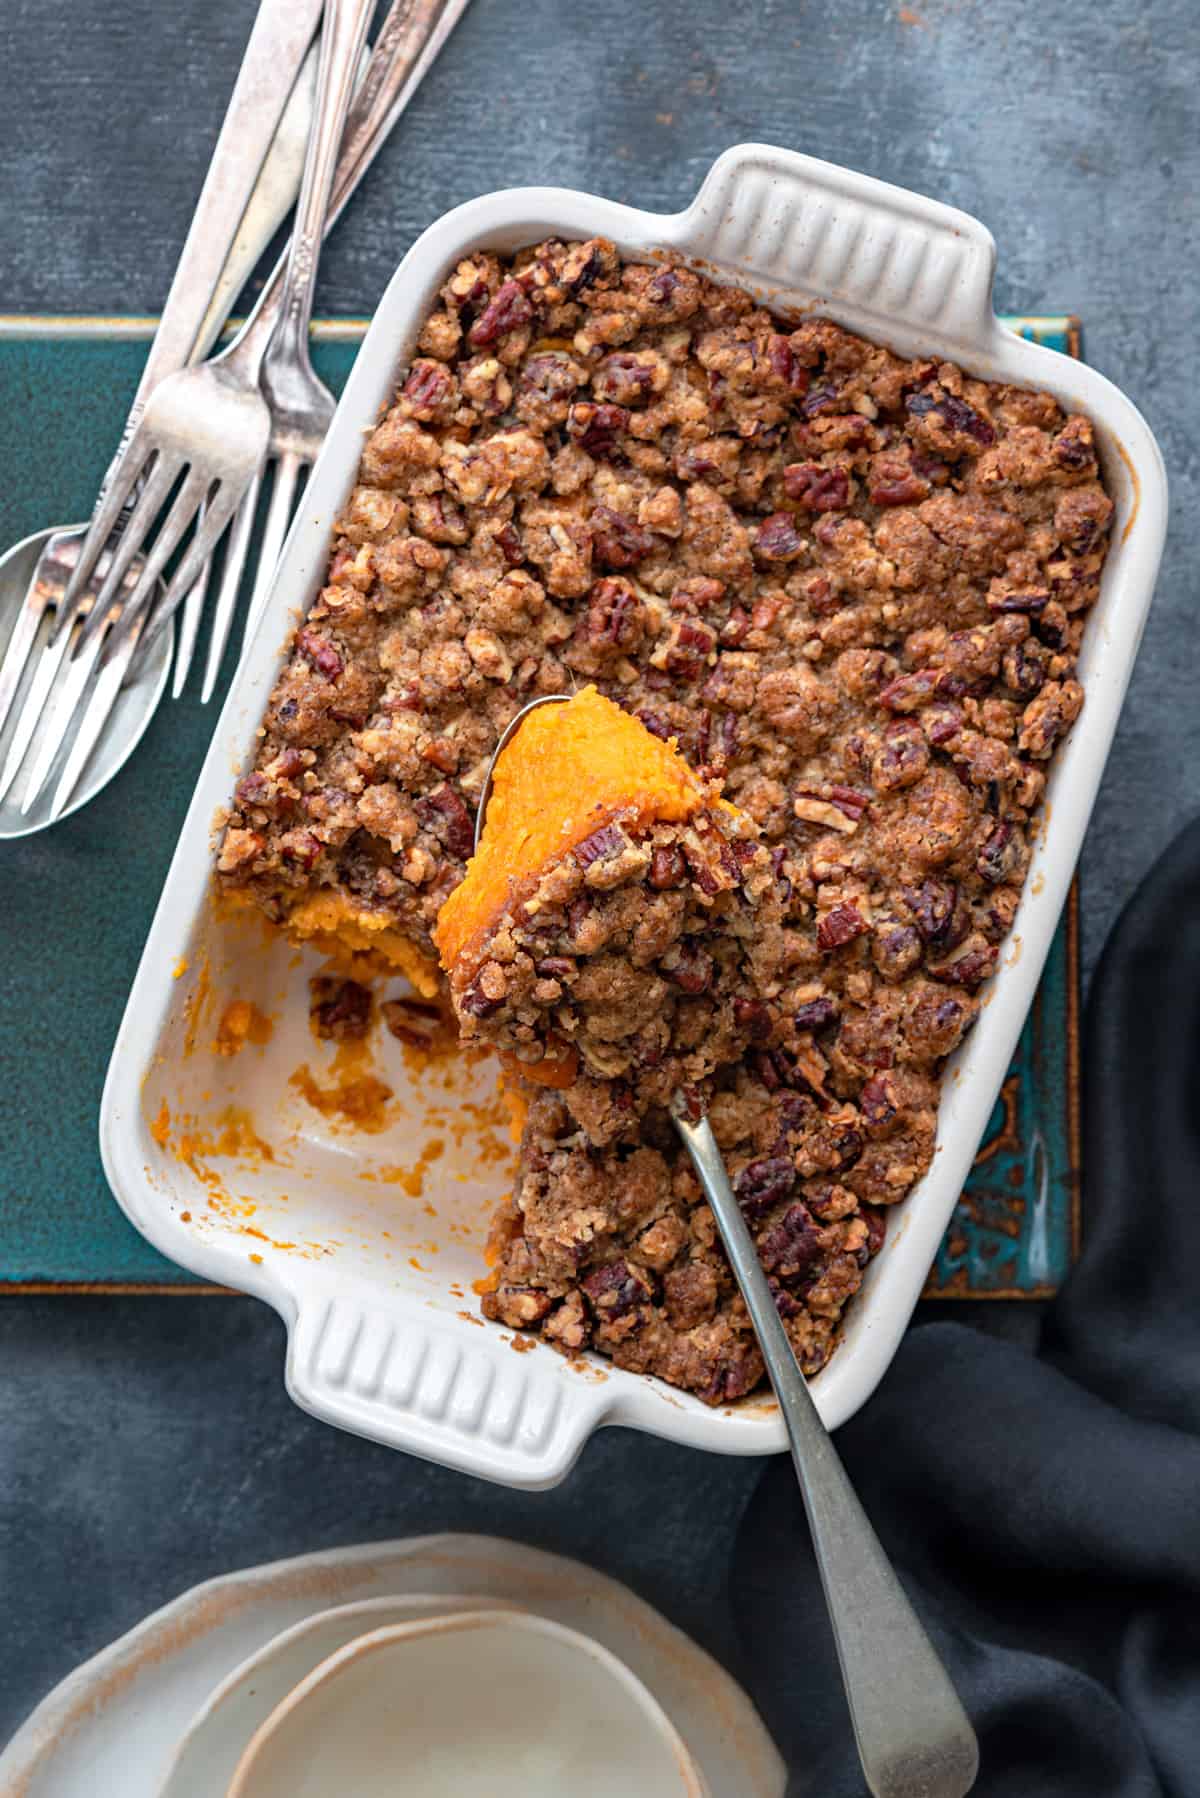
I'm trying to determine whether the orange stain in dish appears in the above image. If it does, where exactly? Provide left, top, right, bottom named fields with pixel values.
left=150, top=1101, right=171, bottom=1146
left=289, top=1034, right=395, bottom=1133
left=214, top=999, right=274, bottom=1056
left=172, top=955, right=189, bottom=979
left=182, top=957, right=213, bottom=1057
left=371, top=1138, right=446, bottom=1197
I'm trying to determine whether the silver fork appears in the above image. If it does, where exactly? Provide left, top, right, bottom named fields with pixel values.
left=169, top=40, right=324, bottom=700
left=19, top=0, right=376, bottom=823
left=198, top=0, right=472, bottom=703
left=0, top=0, right=324, bottom=813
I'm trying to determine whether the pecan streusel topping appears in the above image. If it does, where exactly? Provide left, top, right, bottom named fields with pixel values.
left=218, top=236, right=1113, bottom=1401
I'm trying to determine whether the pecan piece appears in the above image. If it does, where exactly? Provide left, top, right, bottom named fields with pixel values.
left=400, top=359, right=454, bottom=420
left=733, top=996, right=775, bottom=1042
left=567, top=401, right=630, bottom=459
left=871, top=720, right=930, bottom=793
left=859, top=1074, right=898, bottom=1130
left=382, top=997, right=445, bottom=1049
left=753, top=511, right=806, bottom=562
left=649, top=844, right=687, bottom=890
left=310, top=977, right=372, bottom=1040
left=758, top=1201, right=821, bottom=1280
left=582, top=1259, right=653, bottom=1319
left=574, top=821, right=628, bottom=872
left=663, top=618, right=716, bottom=679
left=665, top=942, right=714, bottom=994
left=467, top=278, right=533, bottom=347
left=794, top=997, right=839, bottom=1032
left=415, top=785, right=475, bottom=860
left=817, top=903, right=868, bottom=952
left=582, top=577, right=643, bottom=650
left=590, top=504, right=656, bottom=568
left=734, top=1155, right=796, bottom=1220
left=928, top=937, right=999, bottom=989
left=977, top=822, right=1022, bottom=885
left=783, top=462, right=850, bottom=511
left=295, top=628, right=343, bottom=681
left=878, top=669, right=939, bottom=713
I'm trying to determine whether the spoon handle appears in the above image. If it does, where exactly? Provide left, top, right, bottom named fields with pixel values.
left=671, top=1109, right=979, bottom=1798
left=266, top=0, right=377, bottom=376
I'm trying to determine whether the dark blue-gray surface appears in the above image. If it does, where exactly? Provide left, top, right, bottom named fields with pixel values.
left=1, top=0, right=1197, bottom=1749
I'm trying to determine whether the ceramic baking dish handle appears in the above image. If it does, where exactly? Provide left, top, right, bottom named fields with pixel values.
left=286, top=1292, right=605, bottom=1488
left=676, top=142, right=999, bottom=356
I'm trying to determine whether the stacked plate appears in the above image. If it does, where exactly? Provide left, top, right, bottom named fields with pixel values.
left=1, top=1536, right=785, bottom=1796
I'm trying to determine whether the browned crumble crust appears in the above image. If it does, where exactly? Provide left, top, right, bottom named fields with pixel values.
left=485, top=1072, right=890, bottom=1404
left=217, top=235, right=1113, bottom=1402
left=448, top=807, right=785, bottom=1144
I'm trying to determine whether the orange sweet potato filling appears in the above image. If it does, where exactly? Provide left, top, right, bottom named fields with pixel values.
left=434, top=685, right=709, bottom=976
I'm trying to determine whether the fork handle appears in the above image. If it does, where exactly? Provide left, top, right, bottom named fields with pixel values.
left=117, top=0, right=324, bottom=449
left=266, top=0, right=377, bottom=375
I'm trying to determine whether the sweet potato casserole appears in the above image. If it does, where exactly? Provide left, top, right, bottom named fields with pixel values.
left=217, top=236, right=1113, bottom=1403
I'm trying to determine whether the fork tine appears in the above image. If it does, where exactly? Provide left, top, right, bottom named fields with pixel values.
left=0, top=621, right=76, bottom=805
left=74, top=453, right=182, bottom=654
left=171, top=494, right=211, bottom=699
left=48, top=621, right=144, bottom=822
left=241, top=452, right=301, bottom=653
left=0, top=584, right=46, bottom=743
left=200, top=470, right=261, bottom=704
left=24, top=463, right=190, bottom=802
left=171, top=550, right=211, bottom=700
left=91, top=468, right=213, bottom=662
left=117, top=480, right=242, bottom=666
left=56, top=439, right=155, bottom=627
left=18, top=623, right=108, bottom=814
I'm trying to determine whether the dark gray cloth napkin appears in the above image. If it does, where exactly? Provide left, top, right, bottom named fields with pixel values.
left=733, top=818, right=1200, bottom=1795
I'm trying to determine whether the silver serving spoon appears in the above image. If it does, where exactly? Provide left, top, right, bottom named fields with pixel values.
left=475, top=695, right=979, bottom=1798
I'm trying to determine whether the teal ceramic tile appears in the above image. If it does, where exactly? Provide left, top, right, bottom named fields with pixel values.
left=0, top=316, right=1080, bottom=1292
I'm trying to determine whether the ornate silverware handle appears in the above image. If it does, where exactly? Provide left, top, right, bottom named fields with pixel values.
left=118, top=0, right=324, bottom=453
left=210, top=0, right=472, bottom=373
left=672, top=1107, right=980, bottom=1798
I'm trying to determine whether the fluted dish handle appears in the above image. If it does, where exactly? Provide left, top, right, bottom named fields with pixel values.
left=286, top=1292, right=605, bottom=1490
left=677, top=143, right=999, bottom=358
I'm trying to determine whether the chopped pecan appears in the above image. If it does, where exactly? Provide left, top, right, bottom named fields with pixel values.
left=758, top=1202, right=822, bottom=1280
left=467, top=278, right=533, bottom=347
left=649, top=844, right=687, bottom=890
left=582, top=1259, right=653, bottom=1318
left=783, top=462, right=850, bottom=511
left=664, top=618, right=717, bottom=679
left=734, top=1155, right=797, bottom=1219
left=753, top=512, right=806, bottom=562
left=817, top=903, right=868, bottom=951
left=590, top=504, right=656, bottom=568
left=567, top=401, right=630, bottom=459
left=977, top=822, right=1022, bottom=885
left=295, top=628, right=343, bottom=681
left=794, top=997, right=839, bottom=1032
left=879, top=669, right=939, bottom=713
left=665, top=942, right=714, bottom=994
left=574, top=822, right=629, bottom=871
left=415, top=785, right=474, bottom=860
left=310, top=977, right=372, bottom=1040
left=382, top=997, right=446, bottom=1049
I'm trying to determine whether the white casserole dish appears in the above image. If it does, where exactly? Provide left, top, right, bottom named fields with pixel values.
left=101, top=144, right=1166, bottom=1489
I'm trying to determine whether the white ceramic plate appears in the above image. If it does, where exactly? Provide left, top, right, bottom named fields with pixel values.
left=0, top=1535, right=784, bottom=1798
left=101, top=143, right=1167, bottom=1484
left=163, top=1595, right=526, bottom=1798
left=228, top=1612, right=706, bottom=1797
